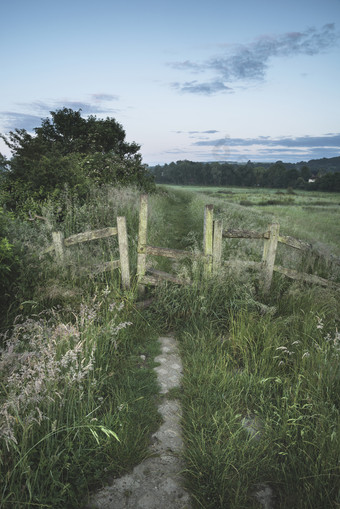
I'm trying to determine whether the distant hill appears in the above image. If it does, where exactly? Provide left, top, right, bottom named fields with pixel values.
left=149, top=156, right=340, bottom=191
left=231, top=156, right=340, bottom=174
left=183, top=156, right=340, bottom=174
left=296, top=156, right=340, bottom=174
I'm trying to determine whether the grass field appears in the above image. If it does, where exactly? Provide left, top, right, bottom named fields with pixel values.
left=166, top=185, right=340, bottom=256
left=1, top=184, right=339, bottom=508
left=150, top=186, right=340, bottom=508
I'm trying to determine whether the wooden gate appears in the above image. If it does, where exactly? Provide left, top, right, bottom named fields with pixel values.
left=136, top=194, right=214, bottom=295
left=136, top=194, right=340, bottom=295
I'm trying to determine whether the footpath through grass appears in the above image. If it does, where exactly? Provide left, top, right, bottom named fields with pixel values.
left=147, top=186, right=340, bottom=508
left=1, top=184, right=339, bottom=508
left=169, top=185, right=340, bottom=257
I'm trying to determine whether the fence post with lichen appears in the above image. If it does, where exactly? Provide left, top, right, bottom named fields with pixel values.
left=203, top=204, right=214, bottom=276
left=261, top=222, right=280, bottom=294
left=213, top=219, right=223, bottom=273
left=117, top=216, right=130, bottom=290
left=52, top=231, right=65, bottom=263
left=137, top=194, right=148, bottom=296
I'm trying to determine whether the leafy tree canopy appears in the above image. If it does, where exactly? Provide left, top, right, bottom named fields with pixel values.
left=3, top=108, right=141, bottom=158
left=1, top=108, right=154, bottom=208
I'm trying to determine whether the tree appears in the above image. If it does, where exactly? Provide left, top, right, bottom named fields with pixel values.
left=254, top=166, right=266, bottom=187
left=300, top=165, right=311, bottom=182
left=286, top=168, right=299, bottom=188
left=295, top=176, right=306, bottom=189
left=1, top=108, right=154, bottom=207
left=0, top=153, right=9, bottom=185
left=266, top=161, right=288, bottom=188
left=313, top=172, right=340, bottom=192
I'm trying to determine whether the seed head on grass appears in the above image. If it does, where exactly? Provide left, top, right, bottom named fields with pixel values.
left=0, top=302, right=131, bottom=451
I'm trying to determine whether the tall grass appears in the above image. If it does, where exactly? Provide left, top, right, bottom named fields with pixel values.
left=0, top=184, right=165, bottom=508
left=1, top=183, right=339, bottom=508
left=150, top=268, right=340, bottom=508
left=0, top=289, right=162, bottom=508
left=146, top=186, right=340, bottom=508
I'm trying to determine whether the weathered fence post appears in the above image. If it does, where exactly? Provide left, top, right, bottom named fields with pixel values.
left=117, top=216, right=130, bottom=290
left=261, top=223, right=280, bottom=294
left=213, top=219, right=223, bottom=273
left=52, top=231, right=65, bottom=262
left=203, top=204, right=214, bottom=275
left=137, top=194, right=148, bottom=296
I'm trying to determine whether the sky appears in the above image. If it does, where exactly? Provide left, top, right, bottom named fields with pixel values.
left=1, top=0, right=340, bottom=165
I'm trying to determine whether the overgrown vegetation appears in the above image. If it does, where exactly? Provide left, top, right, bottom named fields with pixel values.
left=0, top=173, right=339, bottom=507
left=145, top=188, right=339, bottom=508
left=0, top=184, right=167, bottom=508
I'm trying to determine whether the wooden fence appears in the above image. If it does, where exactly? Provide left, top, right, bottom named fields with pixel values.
left=213, top=221, right=340, bottom=293
left=42, top=194, right=339, bottom=295
left=136, top=195, right=215, bottom=295
left=43, top=217, right=130, bottom=289
left=137, top=194, right=340, bottom=295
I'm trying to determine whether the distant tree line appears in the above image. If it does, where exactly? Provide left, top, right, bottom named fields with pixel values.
left=150, top=158, right=340, bottom=192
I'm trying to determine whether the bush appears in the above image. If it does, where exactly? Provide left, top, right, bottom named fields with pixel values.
left=0, top=208, right=20, bottom=321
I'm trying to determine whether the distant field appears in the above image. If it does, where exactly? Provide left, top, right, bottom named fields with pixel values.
left=164, top=185, right=340, bottom=257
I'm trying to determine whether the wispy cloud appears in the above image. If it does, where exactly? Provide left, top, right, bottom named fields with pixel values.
left=90, top=93, right=119, bottom=102
left=172, top=80, right=232, bottom=95
left=175, top=130, right=220, bottom=134
left=0, top=112, right=43, bottom=131
left=188, top=133, right=340, bottom=162
left=194, top=133, right=340, bottom=148
left=0, top=95, right=120, bottom=131
left=171, top=24, right=338, bottom=94
left=151, top=140, right=340, bottom=165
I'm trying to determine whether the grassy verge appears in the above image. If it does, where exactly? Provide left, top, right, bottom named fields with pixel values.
left=0, top=185, right=165, bottom=508
left=146, top=186, right=340, bottom=508
left=150, top=271, right=340, bottom=508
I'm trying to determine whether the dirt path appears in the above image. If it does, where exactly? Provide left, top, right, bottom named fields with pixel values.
left=84, top=335, right=191, bottom=509
left=159, top=191, right=197, bottom=249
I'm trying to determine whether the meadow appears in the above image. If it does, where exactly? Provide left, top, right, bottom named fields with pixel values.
left=169, top=185, right=340, bottom=256
left=0, top=184, right=339, bottom=508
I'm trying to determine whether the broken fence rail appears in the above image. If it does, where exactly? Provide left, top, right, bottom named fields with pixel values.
left=42, top=218, right=130, bottom=289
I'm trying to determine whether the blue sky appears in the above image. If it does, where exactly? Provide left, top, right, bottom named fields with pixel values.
left=1, top=0, right=340, bottom=165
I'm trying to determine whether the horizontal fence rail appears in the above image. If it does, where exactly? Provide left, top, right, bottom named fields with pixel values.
left=136, top=194, right=339, bottom=295
left=273, top=265, right=340, bottom=289
left=136, top=194, right=213, bottom=295
left=145, top=245, right=199, bottom=260
left=64, top=227, right=118, bottom=246
left=214, top=221, right=340, bottom=293
left=222, top=228, right=269, bottom=239
left=43, top=218, right=130, bottom=289
left=221, top=229, right=313, bottom=251
left=278, top=235, right=312, bottom=252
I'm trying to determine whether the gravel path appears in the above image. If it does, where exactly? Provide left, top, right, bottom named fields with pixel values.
left=84, top=335, right=191, bottom=509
